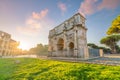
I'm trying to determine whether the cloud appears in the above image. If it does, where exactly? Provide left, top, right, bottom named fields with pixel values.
left=98, top=0, right=120, bottom=10
left=78, top=0, right=120, bottom=16
left=58, top=2, right=67, bottom=15
left=78, top=0, right=98, bottom=16
left=17, top=9, right=54, bottom=36
left=17, top=18, right=42, bottom=35
left=32, top=9, right=48, bottom=20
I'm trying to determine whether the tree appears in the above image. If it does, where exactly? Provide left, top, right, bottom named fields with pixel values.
left=107, top=15, right=120, bottom=35
left=98, top=46, right=111, bottom=54
left=87, top=43, right=99, bottom=49
left=87, top=43, right=111, bottom=53
left=29, top=43, right=48, bottom=56
left=100, top=34, right=120, bottom=54
left=115, top=45, right=120, bottom=53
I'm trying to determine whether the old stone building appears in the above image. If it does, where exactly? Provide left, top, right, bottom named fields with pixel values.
left=0, top=31, right=19, bottom=56
left=48, top=13, right=89, bottom=58
left=9, top=39, right=20, bottom=55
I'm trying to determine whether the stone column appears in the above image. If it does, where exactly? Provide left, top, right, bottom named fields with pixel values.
left=63, top=30, right=67, bottom=57
left=84, top=47, right=89, bottom=59
left=83, top=29, right=89, bottom=59
left=77, top=15, right=81, bottom=24
left=74, top=26, right=78, bottom=57
left=99, top=49, right=104, bottom=57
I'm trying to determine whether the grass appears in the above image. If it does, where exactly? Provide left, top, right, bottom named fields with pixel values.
left=0, top=58, right=120, bottom=80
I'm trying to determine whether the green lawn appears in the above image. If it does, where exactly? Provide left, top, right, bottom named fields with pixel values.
left=0, top=58, right=120, bottom=80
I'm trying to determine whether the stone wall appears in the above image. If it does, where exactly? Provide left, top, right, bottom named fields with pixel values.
left=0, top=31, right=19, bottom=56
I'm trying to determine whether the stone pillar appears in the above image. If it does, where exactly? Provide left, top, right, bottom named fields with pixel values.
left=66, top=44, right=69, bottom=57
left=63, top=31, right=67, bottom=57
left=74, top=26, right=78, bottom=57
left=77, top=15, right=81, bottom=24
left=99, top=49, right=104, bottom=57
left=84, top=47, right=89, bottom=59
left=63, top=32, right=66, bottom=48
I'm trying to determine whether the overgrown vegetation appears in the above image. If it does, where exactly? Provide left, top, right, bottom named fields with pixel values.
left=0, top=58, right=120, bottom=80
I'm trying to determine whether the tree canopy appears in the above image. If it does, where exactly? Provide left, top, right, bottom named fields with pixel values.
left=87, top=43, right=110, bottom=53
left=100, top=34, right=120, bottom=53
left=107, top=15, right=120, bottom=35
left=29, top=43, right=48, bottom=56
left=87, top=43, right=99, bottom=49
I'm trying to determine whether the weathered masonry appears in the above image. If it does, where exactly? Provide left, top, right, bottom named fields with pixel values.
left=0, top=31, right=19, bottom=56
left=48, top=13, right=89, bottom=59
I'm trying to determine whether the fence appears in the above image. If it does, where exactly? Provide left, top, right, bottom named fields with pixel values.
left=88, top=48, right=100, bottom=58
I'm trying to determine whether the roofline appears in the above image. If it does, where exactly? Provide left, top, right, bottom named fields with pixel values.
left=50, top=13, right=86, bottom=31
left=75, top=12, right=86, bottom=20
left=0, top=30, right=11, bottom=36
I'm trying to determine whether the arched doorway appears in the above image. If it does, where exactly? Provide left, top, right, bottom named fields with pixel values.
left=69, top=42, right=74, bottom=57
left=57, top=38, right=64, bottom=51
left=57, top=38, right=64, bottom=56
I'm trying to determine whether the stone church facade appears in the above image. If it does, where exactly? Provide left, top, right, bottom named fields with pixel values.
left=48, top=13, right=89, bottom=58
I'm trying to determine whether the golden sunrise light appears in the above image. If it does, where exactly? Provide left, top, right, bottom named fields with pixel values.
left=0, top=0, right=120, bottom=80
left=18, top=42, right=30, bottom=50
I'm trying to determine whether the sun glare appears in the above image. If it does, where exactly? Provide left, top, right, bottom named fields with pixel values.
left=18, top=43, right=30, bottom=50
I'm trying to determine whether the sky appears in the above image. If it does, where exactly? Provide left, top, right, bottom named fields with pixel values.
left=0, top=0, right=120, bottom=50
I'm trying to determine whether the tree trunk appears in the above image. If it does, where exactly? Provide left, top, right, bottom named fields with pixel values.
left=110, top=44, right=117, bottom=54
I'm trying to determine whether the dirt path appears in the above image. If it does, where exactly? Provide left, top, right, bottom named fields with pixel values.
left=1, top=54, right=120, bottom=66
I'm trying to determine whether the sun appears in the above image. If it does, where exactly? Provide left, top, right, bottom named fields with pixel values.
left=18, top=42, right=30, bottom=50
